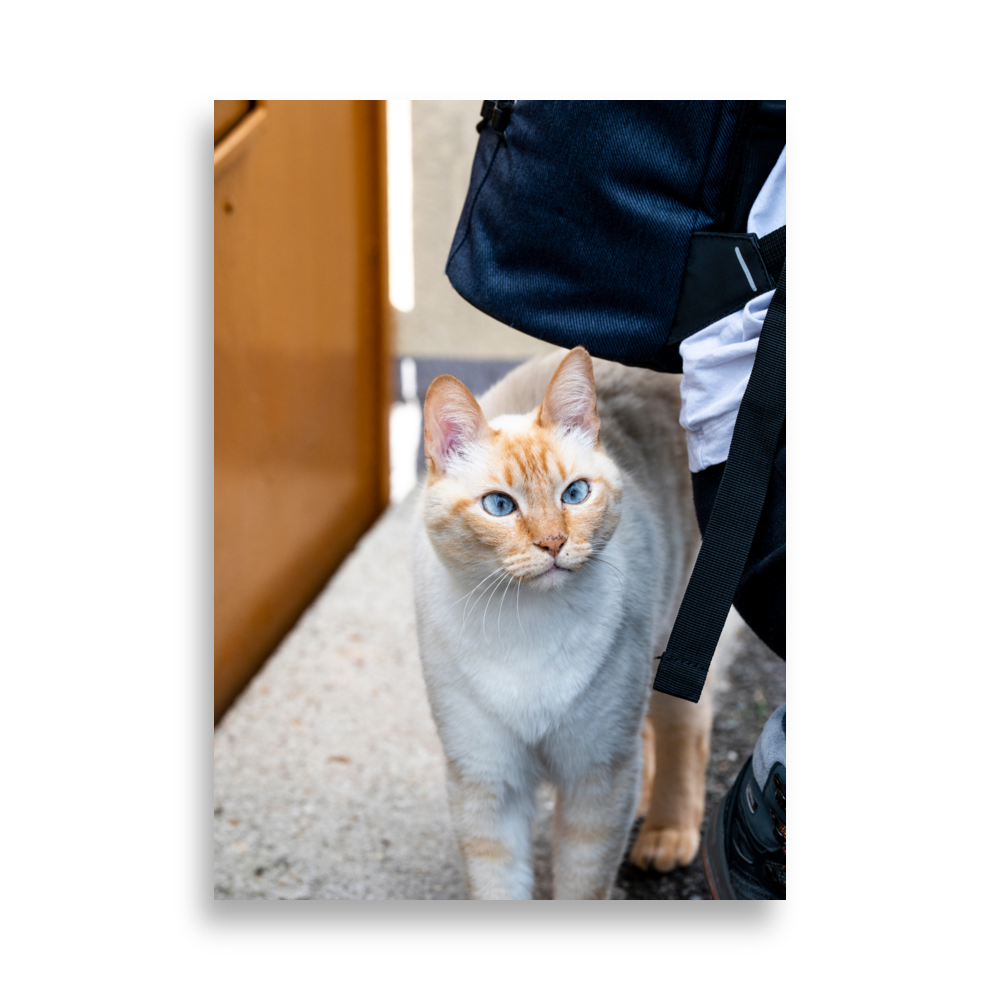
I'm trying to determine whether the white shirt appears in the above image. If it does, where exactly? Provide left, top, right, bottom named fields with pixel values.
left=679, top=146, right=786, bottom=472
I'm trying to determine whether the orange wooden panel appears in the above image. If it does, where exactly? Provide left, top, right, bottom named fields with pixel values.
left=214, top=100, right=252, bottom=143
left=215, top=100, right=390, bottom=722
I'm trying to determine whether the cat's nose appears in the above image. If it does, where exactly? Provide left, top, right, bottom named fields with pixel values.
left=535, top=535, right=567, bottom=557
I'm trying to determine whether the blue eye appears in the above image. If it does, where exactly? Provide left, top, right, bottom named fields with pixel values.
left=483, top=492, right=516, bottom=516
left=562, top=480, right=590, bottom=504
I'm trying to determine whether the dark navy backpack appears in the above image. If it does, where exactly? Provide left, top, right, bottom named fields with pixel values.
left=446, top=101, right=786, bottom=702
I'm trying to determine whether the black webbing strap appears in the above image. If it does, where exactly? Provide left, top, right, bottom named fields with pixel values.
left=758, top=226, right=784, bottom=283
left=653, top=257, right=786, bottom=703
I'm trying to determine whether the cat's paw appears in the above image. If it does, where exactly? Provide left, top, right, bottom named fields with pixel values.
left=629, top=822, right=700, bottom=871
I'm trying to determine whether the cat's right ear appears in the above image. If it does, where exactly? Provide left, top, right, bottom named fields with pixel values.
left=423, top=374, right=491, bottom=476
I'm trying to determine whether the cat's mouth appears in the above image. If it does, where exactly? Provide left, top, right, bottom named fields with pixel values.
left=528, top=560, right=571, bottom=589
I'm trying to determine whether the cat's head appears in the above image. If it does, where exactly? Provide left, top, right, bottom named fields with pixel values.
left=421, top=348, right=623, bottom=591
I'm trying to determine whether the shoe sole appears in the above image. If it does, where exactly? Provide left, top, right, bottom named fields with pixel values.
left=702, top=795, right=736, bottom=900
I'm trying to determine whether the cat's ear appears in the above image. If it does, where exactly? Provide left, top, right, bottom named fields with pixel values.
left=424, top=374, right=491, bottom=475
left=539, top=347, right=600, bottom=444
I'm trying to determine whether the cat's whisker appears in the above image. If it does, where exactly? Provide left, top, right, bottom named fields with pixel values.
left=589, top=555, right=636, bottom=600
left=516, top=579, right=526, bottom=637
left=587, top=555, right=630, bottom=612
left=481, top=574, right=508, bottom=641
left=496, top=573, right=515, bottom=649
left=597, top=559, right=625, bottom=612
left=460, top=572, right=502, bottom=641
left=461, top=567, right=506, bottom=629
left=446, top=567, right=504, bottom=615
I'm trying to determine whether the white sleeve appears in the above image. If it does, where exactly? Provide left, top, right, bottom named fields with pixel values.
left=678, top=147, right=786, bottom=473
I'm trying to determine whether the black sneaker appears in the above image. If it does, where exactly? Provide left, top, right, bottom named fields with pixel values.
left=703, top=754, right=786, bottom=900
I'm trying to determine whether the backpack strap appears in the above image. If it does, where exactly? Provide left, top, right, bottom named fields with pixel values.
left=757, top=226, right=785, bottom=282
left=653, top=243, right=785, bottom=703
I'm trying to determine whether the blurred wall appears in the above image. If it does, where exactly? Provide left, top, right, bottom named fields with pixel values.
left=394, top=100, right=551, bottom=361
left=214, top=101, right=391, bottom=722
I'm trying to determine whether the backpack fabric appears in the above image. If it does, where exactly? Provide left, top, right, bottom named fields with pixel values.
left=446, top=100, right=785, bottom=374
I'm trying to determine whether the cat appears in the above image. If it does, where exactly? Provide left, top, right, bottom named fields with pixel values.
left=412, top=346, right=712, bottom=900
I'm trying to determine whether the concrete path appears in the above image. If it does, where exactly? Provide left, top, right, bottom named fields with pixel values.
left=213, top=490, right=473, bottom=899
left=214, top=489, right=784, bottom=901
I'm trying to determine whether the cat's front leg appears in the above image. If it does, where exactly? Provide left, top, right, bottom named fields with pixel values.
left=445, top=758, right=536, bottom=900
left=551, top=753, right=641, bottom=900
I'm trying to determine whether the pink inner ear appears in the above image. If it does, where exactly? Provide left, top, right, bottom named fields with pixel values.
left=434, top=409, right=464, bottom=458
left=542, top=350, right=599, bottom=439
left=424, top=376, right=488, bottom=471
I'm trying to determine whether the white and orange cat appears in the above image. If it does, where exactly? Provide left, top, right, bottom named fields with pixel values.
left=413, top=347, right=712, bottom=900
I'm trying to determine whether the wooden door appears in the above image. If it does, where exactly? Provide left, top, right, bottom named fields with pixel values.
left=214, top=101, right=390, bottom=722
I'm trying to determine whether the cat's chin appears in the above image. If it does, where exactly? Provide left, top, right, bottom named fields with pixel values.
left=528, top=564, right=572, bottom=591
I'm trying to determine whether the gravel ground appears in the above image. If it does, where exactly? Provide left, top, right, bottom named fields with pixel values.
left=214, top=491, right=784, bottom=901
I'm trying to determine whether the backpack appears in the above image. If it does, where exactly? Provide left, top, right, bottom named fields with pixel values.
left=445, top=100, right=786, bottom=702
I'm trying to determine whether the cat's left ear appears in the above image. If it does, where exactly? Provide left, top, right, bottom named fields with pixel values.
left=539, top=347, right=600, bottom=445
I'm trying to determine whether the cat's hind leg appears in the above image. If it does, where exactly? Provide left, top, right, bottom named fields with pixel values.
left=630, top=689, right=712, bottom=871
left=635, top=716, right=656, bottom=818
